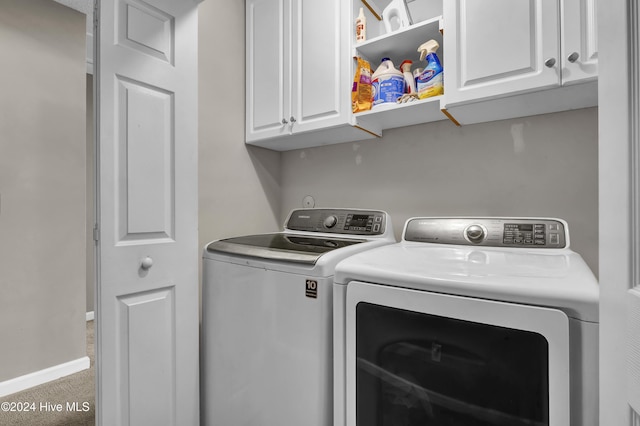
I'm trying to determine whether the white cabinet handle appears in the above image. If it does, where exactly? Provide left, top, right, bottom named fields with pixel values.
left=141, top=256, right=154, bottom=270
left=289, top=116, right=297, bottom=123
left=544, top=58, right=557, bottom=68
left=567, top=52, right=580, bottom=63
left=281, top=118, right=288, bottom=125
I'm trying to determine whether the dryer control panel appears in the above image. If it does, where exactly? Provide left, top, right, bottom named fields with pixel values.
left=285, top=209, right=388, bottom=236
left=404, top=218, right=567, bottom=248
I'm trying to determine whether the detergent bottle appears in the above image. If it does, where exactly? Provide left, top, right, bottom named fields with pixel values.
left=415, top=40, right=444, bottom=99
left=400, top=60, right=416, bottom=94
left=371, top=58, right=405, bottom=107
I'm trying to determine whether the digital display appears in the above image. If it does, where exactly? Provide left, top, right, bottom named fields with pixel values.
left=505, top=224, right=533, bottom=231
left=349, top=215, right=370, bottom=227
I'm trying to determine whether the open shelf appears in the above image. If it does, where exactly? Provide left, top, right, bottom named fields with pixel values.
left=351, top=15, right=451, bottom=132
left=354, top=95, right=448, bottom=130
left=354, top=15, right=443, bottom=66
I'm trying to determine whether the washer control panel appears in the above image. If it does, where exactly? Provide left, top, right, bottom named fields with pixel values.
left=285, top=208, right=387, bottom=236
left=404, top=218, right=567, bottom=248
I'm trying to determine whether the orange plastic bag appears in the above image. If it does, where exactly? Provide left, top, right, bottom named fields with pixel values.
left=352, top=57, right=372, bottom=113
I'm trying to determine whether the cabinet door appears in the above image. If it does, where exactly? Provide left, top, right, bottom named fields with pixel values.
left=289, top=0, right=351, bottom=134
left=561, top=0, right=598, bottom=85
left=444, top=0, right=560, bottom=106
left=246, top=0, right=290, bottom=142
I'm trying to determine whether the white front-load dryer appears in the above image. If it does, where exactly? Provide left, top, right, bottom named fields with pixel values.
left=201, top=208, right=395, bottom=426
left=333, top=217, right=599, bottom=426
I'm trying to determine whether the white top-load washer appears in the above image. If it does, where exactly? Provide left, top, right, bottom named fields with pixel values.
left=201, top=208, right=395, bottom=426
left=333, top=217, right=599, bottom=426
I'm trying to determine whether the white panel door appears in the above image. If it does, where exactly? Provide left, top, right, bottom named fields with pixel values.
left=444, top=0, right=560, bottom=106
left=598, top=0, right=640, bottom=425
left=94, top=0, right=199, bottom=425
left=561, top=0, right=598, bottom=84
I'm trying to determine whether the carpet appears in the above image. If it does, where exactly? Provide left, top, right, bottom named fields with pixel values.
left=0, top=320, right=95, bottom=425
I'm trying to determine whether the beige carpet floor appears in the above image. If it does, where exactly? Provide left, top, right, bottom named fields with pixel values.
left=0, top=320, right=95, bottom=425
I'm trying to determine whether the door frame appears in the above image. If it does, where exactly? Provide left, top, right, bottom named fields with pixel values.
left=598, top=1, right=640, bottom=425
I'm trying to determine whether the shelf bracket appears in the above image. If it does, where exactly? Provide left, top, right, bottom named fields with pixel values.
left=361, top=0, right=382, bottom=21
left=441, top=108, right=462, bottom=127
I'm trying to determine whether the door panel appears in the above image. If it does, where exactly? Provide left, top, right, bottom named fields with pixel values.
left=291, top=0, right=350, bottom=133
left=117, top=287, right=176, bottom=425
left=118, top=0, right=175, bottom=64
left=561, top=0, right=598, bottom=84
left=95, top=0, right=199, bottom=424
left=628, top=288, right=640, bottom=416
left=444, top=0, right=560, bottom=105
left=245, top=0, right=288, bottom=141
left=461, top=1, right=536, bottom=84
left=297, top=0, right=339, bottom=121
left=117, top=77, right=175, bottom=242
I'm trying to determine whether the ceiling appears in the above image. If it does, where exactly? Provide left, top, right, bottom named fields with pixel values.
left=52, top=0, right=93, bottom=35
left=52, top=0, right=92, bottom=15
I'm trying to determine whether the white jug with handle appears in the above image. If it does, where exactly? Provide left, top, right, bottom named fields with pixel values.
left=382, top=0, right=412, bottom=33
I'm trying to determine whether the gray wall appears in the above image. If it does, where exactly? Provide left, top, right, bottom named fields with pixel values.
left=280, top=108, right=599, bottom=275
left=195, top=0, right=599, bottom=276
left=0, top=0, right=87, bottom=381
left=198, top=2, right=281, bottom=263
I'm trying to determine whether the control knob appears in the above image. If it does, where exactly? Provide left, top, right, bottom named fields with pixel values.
left=465, top=224, right=486, bottom=243
left=323, top=215, right=338, bottom=229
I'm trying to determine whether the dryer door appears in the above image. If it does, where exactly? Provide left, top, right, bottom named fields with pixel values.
left=344, top=281, right=571, bottom=426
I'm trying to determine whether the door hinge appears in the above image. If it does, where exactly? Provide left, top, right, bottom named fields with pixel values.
left=93, top=225, right=100, bottom=243
left=93, top=0, right=99, bottom=32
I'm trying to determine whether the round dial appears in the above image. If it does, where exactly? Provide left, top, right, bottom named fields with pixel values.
left=465, top=224, right=486, bottom=243
left=323, top=215, right=338, bottom=229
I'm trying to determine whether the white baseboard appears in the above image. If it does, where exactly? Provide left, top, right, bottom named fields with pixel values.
left=0, top=356, right=90, bottom=398
left=86, top=311, right=94, bottom=321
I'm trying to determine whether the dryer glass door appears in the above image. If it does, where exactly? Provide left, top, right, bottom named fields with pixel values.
left=344, top=281, right=571, bottom=426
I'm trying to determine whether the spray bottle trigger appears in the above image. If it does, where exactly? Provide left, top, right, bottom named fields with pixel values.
left=418, top=39, right=440, bottom=62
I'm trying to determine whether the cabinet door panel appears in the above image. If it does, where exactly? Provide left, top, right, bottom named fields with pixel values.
left=445, top=0, right=560, bottom=106
left=290, top=0, right=349, bottom=133
left=561, top=0, right=598, bottom=84
left=462, top=2, right=535, bottom=83
left=246, top=0, right=288, bottom=141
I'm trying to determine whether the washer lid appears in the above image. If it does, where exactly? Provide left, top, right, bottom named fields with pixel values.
left=334, top=243, right=599, bottom=322
left=206, top=233, right=366, bottom=264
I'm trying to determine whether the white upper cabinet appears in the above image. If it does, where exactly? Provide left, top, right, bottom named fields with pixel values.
left=244, top=0, right=599, bottom=149
left=443, top=0, right=560, bottom=106
left=442, top=0, right=598, bottom=124
left=561, top=0, right=598, bottom=85
left=246, top=0, right=378, bottom=150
